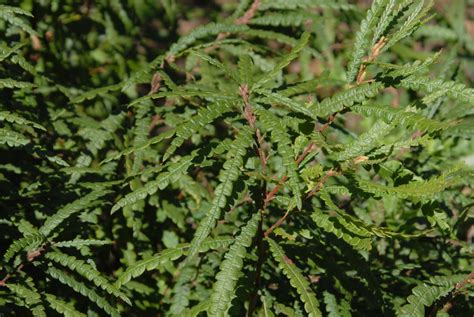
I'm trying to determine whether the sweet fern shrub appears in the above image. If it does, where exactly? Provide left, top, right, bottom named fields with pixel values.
left=1, top=0, right=474, bottom=316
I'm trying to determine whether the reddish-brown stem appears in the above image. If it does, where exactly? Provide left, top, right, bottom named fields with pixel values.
left=0, top=246, right=46, bottom=287
left=262, top=113, right=339, bottom=237
left=306, top=168, right=339, bottom=199
left=239, top=84, right=268, bottom=172
left=455, top=271, right=474, bottom=290
left=263, top=112, right=337, bottom=207
left=235, top=0, right=261, bottom=25
left=356, top=37, right=387, bottom=84
left=264, top=209, right=291, bottom=238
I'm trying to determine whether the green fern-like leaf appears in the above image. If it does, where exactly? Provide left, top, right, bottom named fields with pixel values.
left=0, top=78, right=35, bottom=89
left=399, top=275, right=464, bottom=317
left=167, top=23, right=250, bottom=57
left=357, top=170, right=460, bottom=200
left=0, top=111, right=46, bottom=131
left=111, top=151, right=198, bottom=213
left=351, top=104, right=454, bottom=133
left=312, top=82, right=383, bottom=117
left=259, top=0, right=356, bottom=11
left=117, top=247, right=184, bottom=287
left=238, top=55, right=254, bottom=87
left=117, top=237, right=233, bottom=287
left=69, top=83, right=122, bottom=104
left=382, top=51, right=441, bottom=78
left=3, top=231, right=44, bottom=262
left=39, top=188, right=111, bottom=237
left=164, top=101, right=234, bottom=161
left=323, top=291, right=351, bottom=317
left=399, top=75, right=474, bottom=104
left=0, top=128, right=30, bottom=146
left=102, top=129, right=175, bottom=164
left=258, top=90, right=317, bottom=119
left=45, top=251, right=131, bottom=305
left=267, top=238, right=322, bottom=317
left=311, top=208, right=373, bottom=251
left=181, top=300, right=210, bottom=317
left=208, top=213, right=259, bottom=316
left=346, top=0, right=388, bottom=82
left=250, top=12, right=317, bottom=27
left=7, top=283, right=46, bottom=317
left=46, top=267, right=120, bottom=317
left=0, top=4, right=37, bottom=36
left=255, top=32, right=310, bottom=88
left=54, top=239, right=112, bottom=249
left=333, top=120, right=393, bottom=162
left=385, top=0, right=433, bottom=51
left=44, top=293, right=86, bottom=317
left=191, top=50, right=239, bottom=83
left=371, top=0, right=397, bottom=47
left=257, top=108, right=302, bottom=209
left=187, top=127, right=254, bottom=259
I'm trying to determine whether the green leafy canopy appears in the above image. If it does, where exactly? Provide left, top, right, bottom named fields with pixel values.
left=1, top=1, right=473, bottom=316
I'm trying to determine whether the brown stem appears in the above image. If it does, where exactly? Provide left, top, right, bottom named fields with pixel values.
left=240, top=84, right=268, bottom=172
left=262, top=113, right=338, bottom=237
left=306, top=168, right=340, bottom=199
left=247, top=208, right=265, bottom=316
left=0, top=245, right=47, bottom=287
left=356, top=37, right=387, bottom=84
left=455, top=271, right=474, bottom=290
left=235, top=0, right=261, bottom=25
left=264, top=209, right=291, bottom=238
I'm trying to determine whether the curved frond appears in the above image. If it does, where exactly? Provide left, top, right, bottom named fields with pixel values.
left=40, top=189, right=111, bottom=237
left=400, top=75, right=474, bottom=104
left=257, top=108, right=302, bottom=209
left=47, top=267, right=120, bottom=317
left=54, top=239, right=112, bottom=249
left=313, top=82, right=383, bottom=117
left=3, top=232, right=44, bottom=262
left=187, top=127, right=254, bottom=259
left=164, top=101, right=234, bottom=161
left=357, top=170, right=460, bottom=200
left=399, top=275, right=463, bottom=317
left=45, top=251, right=131, bottom=305
left=7, top=283, right=46, bottom=317
left=45, top=293, right=86, bottom=317
left=208, top=213, right=259, bottom=316
left=0, top=128, right=30, bottom=146
left=351, top=104, right=454, bottom=133
left=346, top=0, right=388, bottom=82
left=267, top=238, right=322, bottom=317
left=311, top=208, right=373, bottom=251
left=255, top=32, right=310, bottom=88
left=117, top=237, right=233, bottom=287
left=111, top=151, right=198, bottom=213
left=168, top=23, right=250, bottom=57
left=0, top=111, right=46, bottom=131
left=333, top=120, right=393, bottom=162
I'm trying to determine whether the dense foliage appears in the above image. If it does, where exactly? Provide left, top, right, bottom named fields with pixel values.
left=1, top=0, right=473, bottom=316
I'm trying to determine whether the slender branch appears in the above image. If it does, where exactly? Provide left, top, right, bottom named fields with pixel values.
left=247, top=182, right=266, bottom=317
left=0, top=246, right=47, bottom=287
left=235, top=0, right=261, bottom=25
left=455, top=271, right=474, bottom=290
left=356, top=36, right=387, bottom=84
left=263, top=113, right=338, bottom=237
left=264, top=208, right=291, bottom=238
left=240, top=84, right=268, bottom=172
left=429, top=270, right=474, bottom=316
left=306, top=168, right=340, bottom=199
left=238, top=83, right=269, bottom=314
left=216, top=0, right=261, bottom=42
